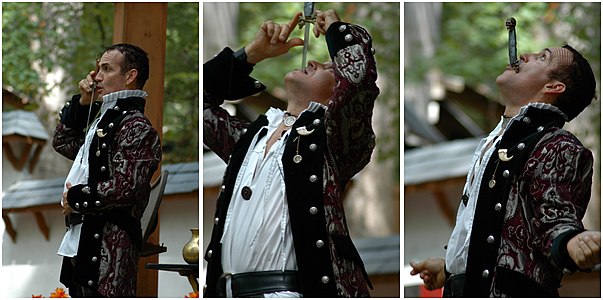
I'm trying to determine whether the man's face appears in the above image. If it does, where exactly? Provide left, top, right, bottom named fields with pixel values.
left=496, top=47, right=573, bottom=106
left=284, top=60, right=336, bottom=105
left=94, top=50, right=132, bottom=98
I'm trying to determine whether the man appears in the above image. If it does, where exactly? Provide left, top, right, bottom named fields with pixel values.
left=203, top=9, right=379, bottom=297
left=53, top=43, right=162, bottom=297
left=410, top=45, right=601, bottom=297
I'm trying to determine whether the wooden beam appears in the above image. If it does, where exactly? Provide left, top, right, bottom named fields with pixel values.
left=3, top=142, right=19, bottom=171
left=28, top=143, right=46, bottom=173
left=33, top=211, right=50, bottom=241
left=2, top=135, right=47, bottom=171
left=2, top=213, right=17, bottom=243
left=113, top=3, right=167, bottom=297
left=433, top=188, right=456, bottom=227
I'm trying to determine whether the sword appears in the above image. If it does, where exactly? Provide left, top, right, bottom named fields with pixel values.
left=505, top=17, right=520, bottom=73
left=298, top=2, right=315, bottom=69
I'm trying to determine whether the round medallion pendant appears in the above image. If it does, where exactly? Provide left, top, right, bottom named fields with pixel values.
left=293, top=154, right=303, bottom=164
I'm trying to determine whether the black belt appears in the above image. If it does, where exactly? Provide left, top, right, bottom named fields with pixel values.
left=216, top=271, right=301, bottom=297
left=443, top=273, right=465, bottom=298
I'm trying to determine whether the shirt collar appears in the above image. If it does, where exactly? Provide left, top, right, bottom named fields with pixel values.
left=100, top=89, right=148, bottom=113
left=265, top=101, right=327, bottom=127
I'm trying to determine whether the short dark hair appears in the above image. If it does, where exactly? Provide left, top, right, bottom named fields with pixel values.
left=103, top=43, right=150, bottom=89
left=547, top=44, right=596, bottom=121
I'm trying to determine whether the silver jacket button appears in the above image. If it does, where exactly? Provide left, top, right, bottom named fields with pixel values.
left=487, top=235, right=495, bottom=244
left=75, top=203, right=80, bottom=209
left=92, top=256, right=98, bottom=262
left=83, top=202, right=88, bottom=208
left=517, top=143, right=525, bottom=150
left=309, top=144, right=318, bottom=151
left=309, top=207, right=318, bottom=215
left=316, top=240, right=325, bottom=248
left=108, top=122, right=114, bottom=128
left=254, top=80, right=262, bottom=89
left=494, top=203, right=502, bottom=211
left=309, top=175, right=318, bottom=183
left=344, top=34, right=353, bottom=42
left=214, top=217, right=219, bottom=225
left=114, top=106, right=120, bottom=111
left=95, top=201, right=101, bottom=206
left=88, top=280, right=94, bottom=286
left=100, top=166, right=106, bottom=172
left=502, top=170, right=510, bottom=178
left=321, top=276, right=330, bottom=284
left=313, top=119, right=321, bottom=126
left=522, top=116, right=531, bottom=124
left=339, top=24, right=347, bottom=32
left=208, top=250, right=213, bottom=258
left=482, top=269, right=490, bottom=278
left=94, top=234, right=100, bottom=239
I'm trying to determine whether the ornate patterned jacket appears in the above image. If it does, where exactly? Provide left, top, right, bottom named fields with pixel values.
left=462, top=104, right=593, bottom=297
left=203, top=22, right=379, bottom=297
left=53, top=93, right=162, bottom=297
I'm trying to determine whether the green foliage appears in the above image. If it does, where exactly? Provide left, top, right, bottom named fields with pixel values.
left=2, top=3, right=113, bottom=101
left=162, top=2, right=200, bottom=163
left=434, top=2, right=600, bottom=93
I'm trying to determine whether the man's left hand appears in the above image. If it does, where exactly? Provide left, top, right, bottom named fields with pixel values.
left=313, top=9, right=341, bottom=38
left=567, top=230, right=601, bottom=270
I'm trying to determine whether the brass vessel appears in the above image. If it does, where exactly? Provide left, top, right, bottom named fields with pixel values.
left=182, top=228, right=199, bottom=264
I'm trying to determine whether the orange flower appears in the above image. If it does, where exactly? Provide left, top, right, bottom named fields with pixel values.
left=31, top=295, right=44, bottom=298
left=184, top=291, right=199, bottom=298
left=49, top=288, right=69, bottom=298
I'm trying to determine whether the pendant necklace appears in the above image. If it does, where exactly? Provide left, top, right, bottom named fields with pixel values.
left=283, top=112, right=297, bottom=127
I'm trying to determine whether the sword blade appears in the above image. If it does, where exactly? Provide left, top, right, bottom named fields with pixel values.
left=302, top=24, right=310, bottom=69
left=301, top=2, right=314, bottom=69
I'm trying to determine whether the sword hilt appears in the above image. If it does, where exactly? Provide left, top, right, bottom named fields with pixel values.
left=506, top=17, right=520, bottom=73
left=298, top=2, right=316, bottom=28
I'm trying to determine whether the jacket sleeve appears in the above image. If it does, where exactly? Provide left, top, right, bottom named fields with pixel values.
left=529, top=133, right=593, bottom=272
left=203, top=47, right=266, bottom=163
left=324, top=22, right=380, bottom=184
left=52, top=95, right=101, bottom=160
left=66, top=115, right=162, bottom=214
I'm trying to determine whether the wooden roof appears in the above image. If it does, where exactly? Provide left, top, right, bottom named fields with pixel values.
left=355, top=235, right=400, bottom=276
left=3, top=162, right=199, bottom=212
left=3, top=110, right=50, bottom=141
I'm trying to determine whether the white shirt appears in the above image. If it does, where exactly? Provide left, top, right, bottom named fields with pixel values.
left=57, top=90, right=147, bottom=257
left=445, top=102, right=568, bottom=274
left=220, top=103, right=325, bottom=298
left=220, top=107, right=298, bottom=273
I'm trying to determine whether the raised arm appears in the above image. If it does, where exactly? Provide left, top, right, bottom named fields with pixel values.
left=317, top=9, right=380, bottom=183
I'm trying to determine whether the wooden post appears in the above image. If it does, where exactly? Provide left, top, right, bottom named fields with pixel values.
left=113, top=2, right=167, bottom=297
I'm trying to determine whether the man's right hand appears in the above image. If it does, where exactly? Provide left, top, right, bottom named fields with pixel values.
left=410, top=258, right=446, bottom=290
left=567, top=230, right=601, bottom=270
left=244, top=12, right=305, bottom=64
left=78, top=70, right=97, bottom=105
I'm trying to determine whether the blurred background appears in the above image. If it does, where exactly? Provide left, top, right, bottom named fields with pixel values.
left=403, top=2, right=600, bottom=297
left=2, top=3, right=199, bottom=297
left=203, top=2, right=401, bottom=297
